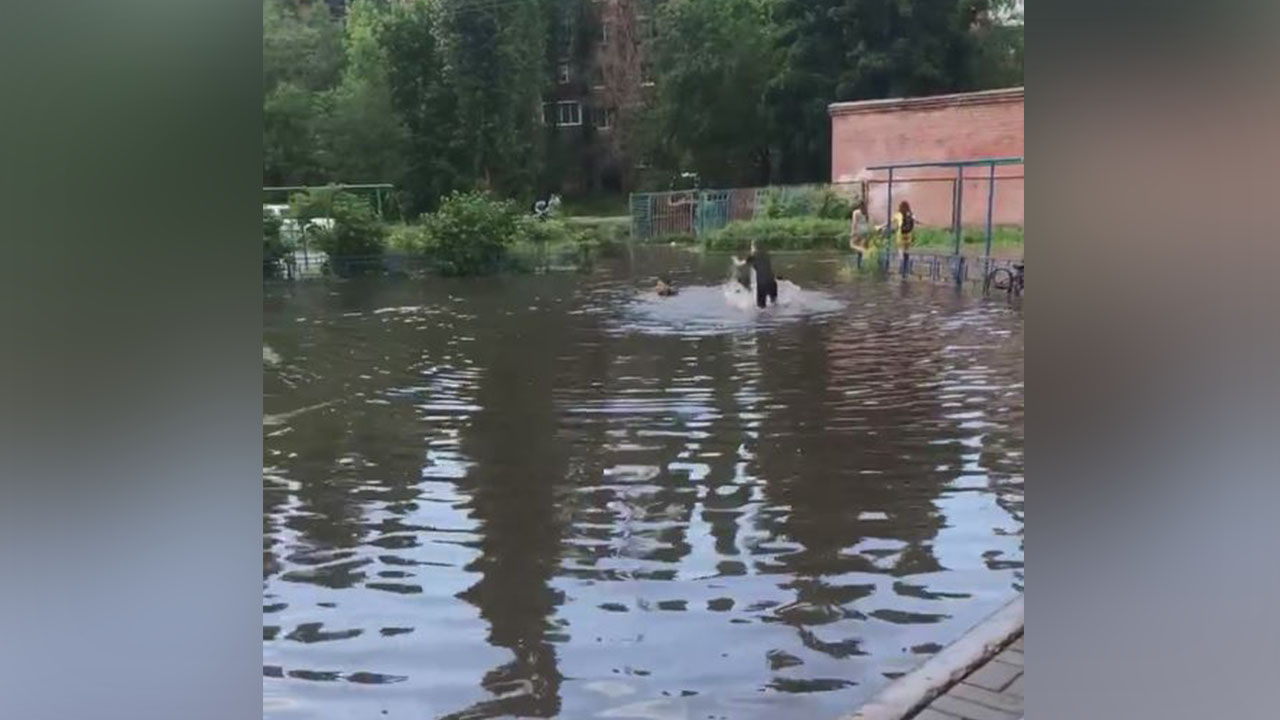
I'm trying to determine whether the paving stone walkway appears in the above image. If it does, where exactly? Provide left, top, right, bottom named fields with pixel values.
left=910, top=634, right=1024, bottom=720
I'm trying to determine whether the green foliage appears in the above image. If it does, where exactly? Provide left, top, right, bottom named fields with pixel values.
left=910, top=224, right=1024, bottom=250
left=308, top=192, right=387, bottom=276
left=263, top=210, right=290, bottom=278
left=705, top=217, right=849, bottom=251
left=379, top=1, right=457, bottom=215
left=560, top=194, right=629, bottom=218
left=386, top=223, right=432, bottom=255
left=263, top=0, right=344, bottom=94
left=439, top=0, right=547, bottom=202
left=384, top=196, right=615, bottom=276
left=260, top=0, right=1025, bottom=231
left=262, top=0, right=344, bottom=187
left=766, top=0, right=1025, bottom=182
left=317, top=0, right=408, bottom=186
left=651, top=0, right=776, bottom=187
left=418, top=191, right=521, bottom=276
left=513, top=215, right=587, bottom=248
left=759, top=186, right=854, bottom=220
left=263, top=208, right=283, bottom=243
left=287, top=186, right=334, bottom=224
left=264, top=82, right=327, bottom=187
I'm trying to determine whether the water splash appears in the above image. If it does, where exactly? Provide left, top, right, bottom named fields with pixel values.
left=622, top=273, right=845, bottom=335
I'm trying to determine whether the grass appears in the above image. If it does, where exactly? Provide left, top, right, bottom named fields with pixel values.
left=909, top=225, right=1023, bottom=253
left=559, top=193, right=629, bottom=218
left=704, top=217, right=850, bottom=251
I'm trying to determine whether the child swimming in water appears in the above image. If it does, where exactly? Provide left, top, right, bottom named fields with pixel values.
left=655, top=277, right=678, bottom=296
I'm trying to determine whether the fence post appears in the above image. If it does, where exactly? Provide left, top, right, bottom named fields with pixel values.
left=885, top=168, right=894, bottom=231
left=954, top=165, right=964, bottom=256
left=984, top=162, right=996, bottom=263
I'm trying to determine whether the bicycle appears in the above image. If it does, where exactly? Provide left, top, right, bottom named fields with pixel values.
left=985, top=261, right=1024, bottom=297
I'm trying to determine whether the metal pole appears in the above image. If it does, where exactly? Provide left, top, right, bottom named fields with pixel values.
left=985, top=162, right=996, bottom=271
left=885, top=168, right=894, bottom=232
left=954, top=165, right=964, bottom=256
left=885, top=168, right=895, bottom=273
left=376, top=188, right=383, bottom=218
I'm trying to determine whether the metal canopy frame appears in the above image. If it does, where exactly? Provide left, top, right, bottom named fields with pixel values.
left=863, top=156, right=1023, bottom=283
left=263, top=183, right=395, bottom=218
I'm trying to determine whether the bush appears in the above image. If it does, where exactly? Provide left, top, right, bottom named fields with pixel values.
left=419, top=191, right=521, bottom=276
left=513, top=215, right=587, bottom=247
left=288, top=186, right=336, bottom=225
left=814, top=187, right=855, bottom=220
left=386, top=223, right=432, bottom=254
left=263, top=209, right=290, bottom=278
left=759, top=186, right=855, bottom=220
left=512, top=215, right=610, bottom=271
left=705, top=217, right=849, bottom=251
left=310, top=192, right=387, bottom=276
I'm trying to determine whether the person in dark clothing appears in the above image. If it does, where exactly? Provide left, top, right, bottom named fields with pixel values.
left=734, top=240, right=778, bottom=308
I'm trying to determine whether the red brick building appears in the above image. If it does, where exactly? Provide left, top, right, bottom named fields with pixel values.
left=829, top=87, right=1024, bottom=228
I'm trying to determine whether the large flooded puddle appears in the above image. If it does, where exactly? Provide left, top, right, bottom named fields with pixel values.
left=264, top=250, right=1024, bottom=720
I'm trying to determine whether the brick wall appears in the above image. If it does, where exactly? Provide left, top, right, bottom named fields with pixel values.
left=829, top=88, right=1023, bottom=229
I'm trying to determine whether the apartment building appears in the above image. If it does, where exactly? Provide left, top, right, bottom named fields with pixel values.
left=541, top=0, right=656, bottom=195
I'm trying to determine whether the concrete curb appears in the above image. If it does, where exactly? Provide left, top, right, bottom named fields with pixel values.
left=840, top=594, right=1024, bottom=720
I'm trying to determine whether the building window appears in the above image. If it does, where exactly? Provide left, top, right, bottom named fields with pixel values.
left=543, top=101, right=583, bottom=127
left=641, top=60, right=655, bottom=86
left=637, top=14, right=656, bottom=41
left=600, top=21, right=610, bottom=46
left=591, top=65, right=605, bottom=89
left=557, top=62, right=571, bottom=85
left=593, top=107, right=616, bottom=130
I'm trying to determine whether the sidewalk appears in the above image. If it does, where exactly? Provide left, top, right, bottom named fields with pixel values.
left=842, top=595, right=1023, bottom=720
left=911, top=634, right=1023, bottom=720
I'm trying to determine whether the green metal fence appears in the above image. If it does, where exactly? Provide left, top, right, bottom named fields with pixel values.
left=628, top=183, right=854, bottom=240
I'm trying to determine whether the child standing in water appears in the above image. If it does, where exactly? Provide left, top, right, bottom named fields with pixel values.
left=849, top=199, right=873, bottom=259
left=734, top=240, right=778, bottom=308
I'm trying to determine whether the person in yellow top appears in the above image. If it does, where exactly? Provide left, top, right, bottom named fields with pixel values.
left=889, top=200, right=915, bottom=276
left=850, top=199, right=915, bottom=274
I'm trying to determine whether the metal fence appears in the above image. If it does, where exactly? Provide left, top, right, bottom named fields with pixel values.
left=629, top=159, right=1023, bottom=290
left=629, top=183, right=854, bottom=240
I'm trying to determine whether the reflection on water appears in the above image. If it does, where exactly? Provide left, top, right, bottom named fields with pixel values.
left=263, top=251, right=1023, bottom=720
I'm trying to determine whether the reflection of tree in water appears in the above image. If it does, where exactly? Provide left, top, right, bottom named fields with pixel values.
left=266, top=287, right=455, bottom=589
left=449, top=303, right=572, bottom=719
left=750, top=317, right=958, bottom=658
left=557, top=331, right=715, bottom=582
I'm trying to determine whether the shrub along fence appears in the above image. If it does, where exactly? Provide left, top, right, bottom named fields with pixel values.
left=629, top=183, right=858, bottom=241
left=265, top=189, right=621, bottom=280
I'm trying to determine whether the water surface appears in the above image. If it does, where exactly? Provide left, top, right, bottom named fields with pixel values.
left=264, top=249, right=1024, bottom=719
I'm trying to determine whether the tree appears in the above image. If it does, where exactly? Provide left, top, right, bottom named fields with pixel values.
left=316, top=0, right=409, bottom=187
left=264, top=82, right=327, bottom=186
left=650, top=0, right=777, bottom=187
left=439, top=0, right=548, bottom=200
left=262, top=0, right=344, bottom=186
left=263, top=0, right=344, bottom=95
left=765, top=0, right=1025, bottom=183
left=379, top=0, right=460, bottom=214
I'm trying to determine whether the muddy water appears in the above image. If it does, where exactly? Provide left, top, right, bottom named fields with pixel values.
left=263, top=249, right=1023, bottom=720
